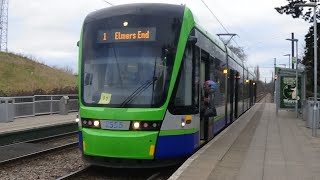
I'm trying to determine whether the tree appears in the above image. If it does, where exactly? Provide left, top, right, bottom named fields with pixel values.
left=302, top=24, right=320, bottom=95
left=220, top=39, right=248, bottom=63
left=275, top=0, right=320, bottom=95
left=254, top=65, right=260, bottom=81
left=253, top=65, right=264, bottom=96
left=275, top=0, right=319, bottom=23
left=228, top=45, right=248, bottom=63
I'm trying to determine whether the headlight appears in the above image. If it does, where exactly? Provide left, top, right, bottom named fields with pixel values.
left=93, top=120, right=100, bottom=127
left=133, top=122, right=140, bottom=129
left=76, top=116, right=81, bottom=127
left=81, top=119, right=100, bottom=129
left=181, top=122, right=186, bottom=127
left=130, top=121, right=161, bottom=131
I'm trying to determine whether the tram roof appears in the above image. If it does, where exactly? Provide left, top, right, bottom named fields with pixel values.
left=84, top=3, right=255, bottom=78
left=188, top=6, right=254, bottom=75
left=84, top=3, right=184, bottom=24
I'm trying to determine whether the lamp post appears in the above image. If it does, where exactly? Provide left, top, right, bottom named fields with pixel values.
left=295, top=40, right=299, bottom=118
left=274, top=58, right=277, bottom=104
left=295, top=2, right=318, bottom=136
left=283, top=54, right=291, bottom=68
left=286, top=38, right=299, bottom=117
left=285, top=36, right=295, bottom=69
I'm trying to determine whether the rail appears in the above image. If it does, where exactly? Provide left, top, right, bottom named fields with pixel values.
left=0, top=142, right=78, bottom=165
left=256, top=93, right=265, bottom=102
left=57, top=165, right=176, bottom=180
left=0, top=94, right=78, bottom=119
left=56, top=166, right=92, bottom=180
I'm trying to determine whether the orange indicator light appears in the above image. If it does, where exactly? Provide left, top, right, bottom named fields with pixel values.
left=83, top=141, right=86, bottom=151
left=149, top=145, right=155, bottom=156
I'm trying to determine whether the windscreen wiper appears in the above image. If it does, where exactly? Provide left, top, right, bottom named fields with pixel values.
left=119, top=77, right=157, bottom=108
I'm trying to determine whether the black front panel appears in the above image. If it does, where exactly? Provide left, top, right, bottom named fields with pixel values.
left=81, top=4, right=184, bottom=108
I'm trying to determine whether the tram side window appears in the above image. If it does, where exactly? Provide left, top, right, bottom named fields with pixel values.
left=213, top=58, right=226, bottom=107
left=169, top=42, right=199, bottom=114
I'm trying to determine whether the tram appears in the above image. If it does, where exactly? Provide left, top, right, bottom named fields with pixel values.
left=77, top=3, right=256, bottom=167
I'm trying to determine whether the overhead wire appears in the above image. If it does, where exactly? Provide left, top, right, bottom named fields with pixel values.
left=198, top=0, right=282, bottom=81
left=199, top=0, right=241, bottom=48
left=101, top=0, right=113, bottom=6
left=199, top=0, right=229, bottom=34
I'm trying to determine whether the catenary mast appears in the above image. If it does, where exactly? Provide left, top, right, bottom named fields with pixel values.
left=0, top=0, right=8, bottom=52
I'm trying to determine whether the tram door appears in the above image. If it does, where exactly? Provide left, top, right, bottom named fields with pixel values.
left=200, top=55, right=210, bottom=142
left=234, top=72, right=239, bottom=118
left=229, top=70, right=235, bottom=123
left=249, top=80, right=253, bottom=107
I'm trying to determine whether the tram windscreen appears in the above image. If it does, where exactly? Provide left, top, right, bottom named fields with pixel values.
left=81, top=15, right=182, bottom=107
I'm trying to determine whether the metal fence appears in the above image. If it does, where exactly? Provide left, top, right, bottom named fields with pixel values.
left=2, top=95, right=78, bottom=118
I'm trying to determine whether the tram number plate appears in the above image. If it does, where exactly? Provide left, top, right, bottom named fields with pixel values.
left=100, top=120, right=130, bottom=130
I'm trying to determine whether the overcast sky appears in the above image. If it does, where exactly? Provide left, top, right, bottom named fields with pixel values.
left=8, top=0, right=312, bottom=82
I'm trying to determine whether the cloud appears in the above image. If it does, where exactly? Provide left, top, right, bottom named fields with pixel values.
left=181, top=0, right=309, bottom=81
left=8, top=0, right=109, bottom=69
left=7, top=0, right=311, bottom=81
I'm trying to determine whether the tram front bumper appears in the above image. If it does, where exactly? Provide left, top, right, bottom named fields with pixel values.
left=79, top=128, right=158, bottom=159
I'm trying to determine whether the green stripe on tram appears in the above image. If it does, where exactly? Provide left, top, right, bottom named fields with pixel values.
left=213, top=115, right=225, bottom=122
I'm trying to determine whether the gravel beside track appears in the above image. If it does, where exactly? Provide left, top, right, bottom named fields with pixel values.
left=0, top=145, right=86, bottom=180
left=36, top=133, right=78, bottom=147
left=62, top=165, right=180, bottom=180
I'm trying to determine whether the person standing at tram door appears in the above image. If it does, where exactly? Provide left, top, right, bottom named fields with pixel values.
left=201, top=80, right=217, bottom=140
left=202, top=80, right=217, bottom=117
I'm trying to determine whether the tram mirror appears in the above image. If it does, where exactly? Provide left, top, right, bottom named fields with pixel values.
left=188, top=36, right=197, bottom=44
left=77, top=41, right=80, bottom=47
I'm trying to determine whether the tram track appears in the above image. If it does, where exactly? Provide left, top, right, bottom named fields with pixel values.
left=23, top=131, right=78, bottom=144
left=0, top=142, right=78, bottom=165
left=256, top=93, right=267, bottom=102
left=57, top=164, right=180, bottom=180
left=0, top=140, right=83, bottom=180
left=56, top=165, right=92, bottom=180
left=0, top=132, right=78, bottom=166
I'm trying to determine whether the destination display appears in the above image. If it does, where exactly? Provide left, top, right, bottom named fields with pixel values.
left=97, top=27, right=156, bottom=43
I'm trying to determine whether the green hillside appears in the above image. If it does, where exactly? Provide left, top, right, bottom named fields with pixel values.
left=0, top=52, right=77, bottom=96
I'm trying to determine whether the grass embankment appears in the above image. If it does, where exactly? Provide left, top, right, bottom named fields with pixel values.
left=0, top=52, right=77, bottom=96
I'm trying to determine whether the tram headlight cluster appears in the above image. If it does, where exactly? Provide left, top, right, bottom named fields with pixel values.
left=82, top=119, right=101, bottom=129
left=130, top=121, right=161, bottom=131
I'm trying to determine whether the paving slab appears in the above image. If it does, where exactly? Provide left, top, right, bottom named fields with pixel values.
left=0, top=113, right=77, bottom=134
left=169, top=96, right=265, bottom=180
left=169, top=95, right=320, bottom=180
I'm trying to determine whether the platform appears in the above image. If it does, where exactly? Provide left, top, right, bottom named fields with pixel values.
left=0, top=113, right=77, bottom=134
left=0, top=113, right=78, bottom=146
left=169, top=95, right=320, bottom=180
